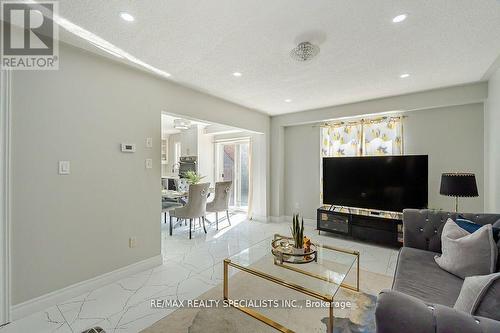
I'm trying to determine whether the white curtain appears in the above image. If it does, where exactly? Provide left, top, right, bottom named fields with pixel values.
left=362, top=117, right=404, bottom=156
left=321, top=124, right=362, bottom=157
left=247, top=139, right=253, bottom=219
left=321, top=116, right=404, bottom=157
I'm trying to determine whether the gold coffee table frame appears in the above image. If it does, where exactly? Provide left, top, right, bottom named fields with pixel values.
left=223, top=234, right=360, bottom=333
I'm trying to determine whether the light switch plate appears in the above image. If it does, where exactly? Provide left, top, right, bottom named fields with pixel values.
left=58, top=161, right=70, bottom=175
left=145, top=158, right=153, bottom=169
left=146, top=137, right=153, bottom=148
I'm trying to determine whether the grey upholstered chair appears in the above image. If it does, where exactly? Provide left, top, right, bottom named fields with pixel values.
left=174, top=178, right=189, bottom=193
left=170, top=183, right=210, bottom=239
left=206, top=181, right=232, bottom=230
left=162, top=201, right=182, bottom=225
left=173, top=178, right=189, bottom=205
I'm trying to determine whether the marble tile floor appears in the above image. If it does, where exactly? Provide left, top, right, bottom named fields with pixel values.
left=0, top=213, right=398, bottom=333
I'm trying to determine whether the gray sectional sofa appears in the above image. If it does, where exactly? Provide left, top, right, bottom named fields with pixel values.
left=375, top=209, right=500, bottom=333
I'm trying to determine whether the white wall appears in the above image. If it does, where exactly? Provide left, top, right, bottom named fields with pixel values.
left=0, top=70, right=12, bottom=324
left=283, top=104, right=485, bottom=219
left=284, top=126, right=321, bottom=219
left=197, top=130, right=215, bottom=185
left=272, top=82, right=488, bottom=218
left=10, top=43, right=270, bottom=305
left=404, top=104, right=484, bottom=212
left=486, top=67, right=500, bottom=212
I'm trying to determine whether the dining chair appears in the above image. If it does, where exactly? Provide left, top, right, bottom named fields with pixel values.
left=170, top=182, right=210, bottom=239
left=162, top=201, right=183, bottom=233
left=206, top=181, right=232, bottom=230
left=174, top=178, right=189, bottom=192
left=174, top=177, right=189, bottom=205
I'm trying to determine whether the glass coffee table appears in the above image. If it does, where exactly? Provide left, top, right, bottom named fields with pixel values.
left=223, top=234, right=360, bottom=333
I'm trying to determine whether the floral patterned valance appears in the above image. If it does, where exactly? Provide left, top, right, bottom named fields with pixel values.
left=321, top=124, right=362, bottom=157
left=363, top=117, right=403, bottom=155
left=321, top=116, right=404, bottom=157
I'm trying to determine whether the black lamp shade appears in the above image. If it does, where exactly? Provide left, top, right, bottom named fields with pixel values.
left=440, top=173, right=478, bottom=197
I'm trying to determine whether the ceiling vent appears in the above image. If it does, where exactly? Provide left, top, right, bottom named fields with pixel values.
left=290, top=42, right=320, bottom=62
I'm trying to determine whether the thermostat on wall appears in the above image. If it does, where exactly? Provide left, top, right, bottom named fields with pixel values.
left=121, top=143, right=136, bottom=152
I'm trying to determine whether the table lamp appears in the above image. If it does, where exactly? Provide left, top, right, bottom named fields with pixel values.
left=439, top=173, right=478, bottom=213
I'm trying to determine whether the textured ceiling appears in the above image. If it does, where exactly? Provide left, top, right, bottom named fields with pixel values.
left=58, top=0, right=500, bottom=115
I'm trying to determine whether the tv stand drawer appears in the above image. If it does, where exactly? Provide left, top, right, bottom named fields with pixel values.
left=317, top=210, right=350, bottom=235
left=351, top=215, right=396, bottom=231
left=351, top=225, right=397, bottom=246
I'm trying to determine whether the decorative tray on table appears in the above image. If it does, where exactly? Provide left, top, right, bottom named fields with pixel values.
left=271, top=235, right=317, bottom=264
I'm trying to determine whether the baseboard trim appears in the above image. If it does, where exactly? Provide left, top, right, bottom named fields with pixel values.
left=11, top=254, right=162, bottom=320
left=268, top=216, right=315, bottom=226
left=282, top=216, right=316, bottom=226
left=251, top=215, right=269, bottom=223
left=269, top=216, right=284, bottom=222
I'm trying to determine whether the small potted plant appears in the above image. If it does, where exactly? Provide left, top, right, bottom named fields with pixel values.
left=184, top=171, right=205, bottom=185
left=290, top=213, right=305, bottom=254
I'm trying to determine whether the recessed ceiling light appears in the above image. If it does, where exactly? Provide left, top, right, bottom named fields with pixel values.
left=392, top=14, right=407, bottom=23
left=120, top=12, right=135, bottom=22
left=232, top=72, right=242, bottom=77
left=284, top=99, right=292, bottom=103
left=400, top=73, right=410, bottom=78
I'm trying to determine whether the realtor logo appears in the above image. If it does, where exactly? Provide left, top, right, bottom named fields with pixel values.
left=1, top=1, right=59, bottom=70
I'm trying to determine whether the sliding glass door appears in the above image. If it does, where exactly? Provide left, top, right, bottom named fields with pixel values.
left=216, top=140, right=250, bottom=211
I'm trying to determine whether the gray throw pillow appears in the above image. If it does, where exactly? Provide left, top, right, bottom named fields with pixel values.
left=454, top=273, right=500, bottom=320
left=434, top=219, right=498, bottom=278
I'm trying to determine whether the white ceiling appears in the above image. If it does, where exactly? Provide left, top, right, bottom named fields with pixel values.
left=57, top=0, right=500, bottom=115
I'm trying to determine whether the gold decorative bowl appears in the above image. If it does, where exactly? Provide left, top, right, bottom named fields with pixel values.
left=271, top=236, right=317, bottom=264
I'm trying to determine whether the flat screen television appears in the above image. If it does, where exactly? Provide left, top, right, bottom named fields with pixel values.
left=322, top=155, right=428, bottom=212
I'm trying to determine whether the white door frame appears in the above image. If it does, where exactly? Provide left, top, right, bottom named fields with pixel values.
left=0, top=69, right=12, bottom=325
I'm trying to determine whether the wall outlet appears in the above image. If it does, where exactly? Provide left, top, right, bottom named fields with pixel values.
left=145, top=158, right=153, bottom=169
left=129, top=237, right=137, bottom=248
left=146, top=137, right=153, bottom=148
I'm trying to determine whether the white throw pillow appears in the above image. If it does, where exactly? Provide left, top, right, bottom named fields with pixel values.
left=454, top=273, right=500, bottom=314
left=434, top=219, right=497, bottom=278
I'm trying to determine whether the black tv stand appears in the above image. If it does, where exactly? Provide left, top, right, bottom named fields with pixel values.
left=317, top=207, right=402, bottom=247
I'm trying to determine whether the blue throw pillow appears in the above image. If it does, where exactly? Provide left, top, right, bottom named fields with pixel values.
left=455, top=218, right=500, bottom=242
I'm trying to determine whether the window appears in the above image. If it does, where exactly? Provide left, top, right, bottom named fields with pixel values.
left=321, top=116, right=403, bottom=157
left=215, top=139, right=250, bottom=210
left=362, top=117, right=403, bottom=156
left=321, top=124, right=362, bottom=157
